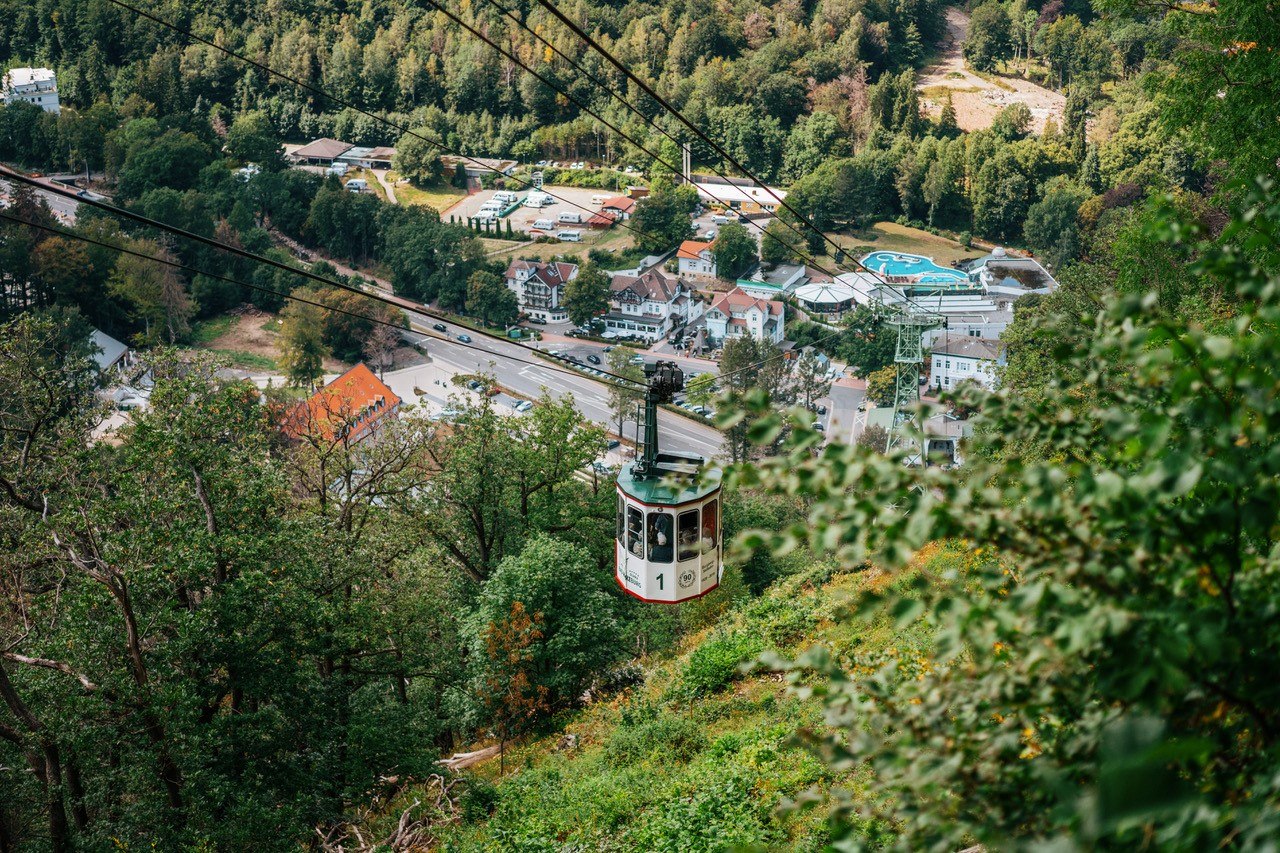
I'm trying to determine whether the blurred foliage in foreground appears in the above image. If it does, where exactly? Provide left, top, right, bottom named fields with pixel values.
left=732, top=178, right=1280, bottom=850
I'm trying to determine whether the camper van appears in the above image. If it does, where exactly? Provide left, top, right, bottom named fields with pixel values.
left=523, top=192, right=553, bottom=208
left=344, top=178, right=368, bottom=193
left=556, top=229, right=583, bottom=242
left=478, top=199, right=502, bottom=212
left=492, top=191, right=518, bottom=204
left=532, top=218, right=555, bottom=231
left=558, top=211, right=582, bottom=224
left=590, top=194, right=608, bottom=205
left=711, top=214, right=730, bottom=225
left=328, top=162, right=349, bottom=177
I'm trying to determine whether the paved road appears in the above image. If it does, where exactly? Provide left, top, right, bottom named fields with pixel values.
left=0, top=176, right=82, bottom=223
left=401, top=314, right=723, bottom=460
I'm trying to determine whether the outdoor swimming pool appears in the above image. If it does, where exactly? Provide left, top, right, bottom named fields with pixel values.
left=862, top=251, right=969, bottom=283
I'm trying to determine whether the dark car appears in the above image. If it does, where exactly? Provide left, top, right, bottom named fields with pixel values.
left=606, top=439, right=621, bottom=450
left=603, top=346, right=613, bottom=353
left=816, top=404, right=828, bottom=415
left=586, top=354, right=602, bottom=365
left=432, top=323, right=447, bottom=332
left=457, top=333, right=472, bottom=343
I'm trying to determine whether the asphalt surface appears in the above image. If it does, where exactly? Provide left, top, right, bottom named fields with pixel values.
left=0, top=176, right=83, bottom=223
left=400, top=313, right=723, bottom=460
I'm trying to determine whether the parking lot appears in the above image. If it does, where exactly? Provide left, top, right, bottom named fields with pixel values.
left=691, top=207, right=773, bottom=248
left=444, top=185, right=617, bottom=239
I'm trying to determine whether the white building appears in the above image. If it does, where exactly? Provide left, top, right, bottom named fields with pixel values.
left=929, top=335, right=1005, bottom=391
left=2, top=68, right=59, bottom=113
left=691, top=178, right=787, bottom=215
left=703, top=287, right=785, bottom=346
left=504, top=260, right=578, bottom=322
left=677, top=240, right=717, bottom=280
left=604, top=269, right=701, bottom=342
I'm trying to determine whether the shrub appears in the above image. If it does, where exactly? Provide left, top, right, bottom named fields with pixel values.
left=605, top=709, right=706, bottom=765
left=676, top=631, right=765, bottom=699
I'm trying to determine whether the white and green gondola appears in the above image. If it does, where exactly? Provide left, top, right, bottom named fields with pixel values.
left=614, top=361, right=722, bottom=603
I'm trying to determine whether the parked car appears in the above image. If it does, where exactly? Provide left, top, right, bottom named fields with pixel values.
left=530, top=316, right=547, bottom=325
left=702, top=229, right=716, bottom=240
left=586, top=354, right=601, bottom=365
left=513, top=400, right=533, bottom=413
left=466, top=379, right=482, bottom=391
left=603, top=346, right=613, bottom=353
left=432, top=323, right=447, bottom=332
left=592, top=461, right=613, bottom=475
left=606, top=439, right=621, bottom=450
left=816, top=404, right=828, bottom=415
left=711, top=214, right=729, bottom=225
left=630, top=355, right=645, bottom=365
left=812, top=421, right=826, bottom=432
left=555, top=229, right=583, bottom=242
left=457, top=333, right=472, bottom=343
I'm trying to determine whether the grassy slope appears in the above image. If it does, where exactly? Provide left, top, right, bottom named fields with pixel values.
left=371, top=544, right=953, bottom=850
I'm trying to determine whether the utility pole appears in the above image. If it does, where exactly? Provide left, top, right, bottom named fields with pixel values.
left=681, top=143, right=691, bottom=185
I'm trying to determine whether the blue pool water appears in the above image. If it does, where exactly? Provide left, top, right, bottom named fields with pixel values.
left=862, top=251, right=968, bottom=283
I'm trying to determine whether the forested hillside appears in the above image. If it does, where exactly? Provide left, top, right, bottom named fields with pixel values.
left=3, top=0, right=1280, bottom=850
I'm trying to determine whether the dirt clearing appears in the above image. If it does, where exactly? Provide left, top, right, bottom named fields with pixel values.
left=917, top=7, right=1064, bottom=135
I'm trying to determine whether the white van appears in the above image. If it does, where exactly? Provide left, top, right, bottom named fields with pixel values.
left=590, top=194, right=608, bottom=205
left=711, top=214, right=729, bottom=225
left=524, top=192, right=552, bottom=208
left=344, top=178, right=368, bottom=193
left=558, top=211, right=582, bottom=224
left=327, top=162, right=349, bottom=177
left=556, top=229, right=582, bottom=242
left=532, top=218, right=555, bottom=231
left=493, top=191, right=517, bottom=203
left=478, top=200, right=502, bottom=212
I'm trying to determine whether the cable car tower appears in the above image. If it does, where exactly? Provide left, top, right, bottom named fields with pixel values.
left=883, top=311, right=944, bottom=461
left=615, top=361, right=722, bottom=603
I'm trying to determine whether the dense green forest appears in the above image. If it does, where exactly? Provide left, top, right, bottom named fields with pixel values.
left=3, top=0, right=1280, bottom=849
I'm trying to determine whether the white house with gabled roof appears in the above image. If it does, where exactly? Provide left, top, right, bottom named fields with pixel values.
left=504, top=259, right=578, bottom=322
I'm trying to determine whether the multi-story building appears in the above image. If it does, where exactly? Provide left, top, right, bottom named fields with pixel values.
left=604, top=268, right=701, bottom=342
left=282, top=363, right=402, bottom=444
left=703, top=287, right=785, bottom=345
left=928, top=335, right=1005, bottom=391
left=677, top=240, right=717, bottom=281
left=2, top=68, right=59, bottom=113
left=504, top=260, right=578, bottom=323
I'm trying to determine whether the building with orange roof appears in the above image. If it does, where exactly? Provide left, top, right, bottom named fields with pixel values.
left=601, top=196, right=635, bottom=219
left=677, top=240, right=717, bottom=280
left=281, top=363, right=402, bottom=444
left=704, top=286, right=785, bottom=345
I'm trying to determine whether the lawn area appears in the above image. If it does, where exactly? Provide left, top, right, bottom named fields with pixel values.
left=191, top=310, right=347, bottom=375
left=817, top=221, right=978, bottom=268
left=387, top=172, right=468, bottom=213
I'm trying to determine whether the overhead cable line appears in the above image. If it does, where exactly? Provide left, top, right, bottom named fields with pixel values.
left=0, top=169, right=648, bottom=386
left=474, top=0, right=867, bottom=283
left=530, top=0, right=944, bottom=317
left=0, top=210, right=414, bottom=335
left=99, top=0, right=671, bottom=250
left=416, top=0, right=854, bottom=277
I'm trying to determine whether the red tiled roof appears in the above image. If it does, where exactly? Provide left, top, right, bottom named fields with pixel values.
left=601, top=196, right=635, bottom=212
left=709, top=286, right=784, bottom=317
left=587, top=211, right=617, bottom=228
left=282, top=363, right=401, bottom=443
left=678, top=240, right=714, bottom=261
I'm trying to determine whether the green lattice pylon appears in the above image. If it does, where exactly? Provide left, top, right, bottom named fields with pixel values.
left=884, top=311, right=944, bottom=459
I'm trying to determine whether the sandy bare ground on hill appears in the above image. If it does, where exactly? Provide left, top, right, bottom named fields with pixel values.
left=200, top=309, right=349, bottom=373
left=917, top=7, right=1064, bottom=135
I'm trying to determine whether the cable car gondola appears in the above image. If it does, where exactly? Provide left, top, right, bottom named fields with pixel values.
left=615, top=361, right=722, bottom=603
